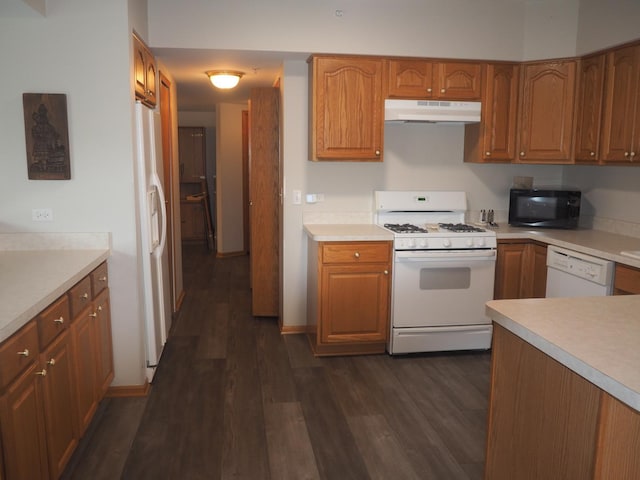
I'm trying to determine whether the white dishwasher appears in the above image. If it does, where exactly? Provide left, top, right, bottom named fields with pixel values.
left=546, top=245, right=614, bottom=297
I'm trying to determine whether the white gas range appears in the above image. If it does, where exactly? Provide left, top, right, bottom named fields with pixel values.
left=375, top=191, right=497, bottom=354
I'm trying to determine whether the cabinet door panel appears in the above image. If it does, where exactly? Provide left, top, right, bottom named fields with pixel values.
left=574, top=54, right=605, bottom=163
left=483, top=63, right=519, bottom=161
left=386, top=59, right=434, bottom=98
left=311, top=56, right=383, bottom=161
left=494, top=243, right=528, bottom=299
left=600, top=45, right=640, bottom=163
left=320, top=265, right=389, bottom=344
left=94, top=289, right=114, bottom=398
left=518, top=61, right=576, bottom=162
left=41, top=330, right=78, bottom=479
left=437, top=62, right=483, bottom=100
left=0, top=363, right=49, bottom=480
left=71, top=305, right=98, bottom=436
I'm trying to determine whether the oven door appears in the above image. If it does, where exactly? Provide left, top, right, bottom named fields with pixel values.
left=389, top=249, right=496, bottom=353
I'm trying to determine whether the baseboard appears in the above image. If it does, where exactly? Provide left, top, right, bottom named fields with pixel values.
left=215, top=250, right=246, bottom=258
left=105, top=380, right=151, bottom=398
left=280, top=324, right=311, bottom=334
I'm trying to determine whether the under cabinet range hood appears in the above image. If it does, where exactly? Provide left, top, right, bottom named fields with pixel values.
left=384, top=99, right=481, bottom=124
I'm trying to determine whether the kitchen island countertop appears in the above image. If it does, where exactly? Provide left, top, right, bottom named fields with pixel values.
left=486, top=295, right=640, bottom=412
left=304, top=224, right=393, bottom=242
left=0, top=233, right=110, bottom=343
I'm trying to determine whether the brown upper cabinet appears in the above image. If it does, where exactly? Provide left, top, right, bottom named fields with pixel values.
left=574, top=54, right=606, bottom=163
left=516, top=60, right=577, bottom=163
left=600, top=43, right=640, bottom=164
left=133, top=33, right=157, bottom=107
left=386, top=59, right=483, bottom=100
left=464, top=63, right=520, bottom=163
left=309, top=55, right=384, bottom=161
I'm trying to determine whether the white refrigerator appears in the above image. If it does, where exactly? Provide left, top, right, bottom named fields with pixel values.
left=134, top=101, right=172, bottom=382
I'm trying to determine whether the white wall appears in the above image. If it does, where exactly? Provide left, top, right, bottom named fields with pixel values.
left=216, top=103, right=247, bottom=254
left=0, top=0, right=147, bottom=386
left=576, top=0, right=640, bottom=54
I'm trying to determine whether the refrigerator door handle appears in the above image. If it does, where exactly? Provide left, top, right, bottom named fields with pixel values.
left=150, top=171, right=167, bottom=259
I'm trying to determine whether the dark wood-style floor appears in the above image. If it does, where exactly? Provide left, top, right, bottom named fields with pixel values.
left=62, top=244, right=491, bottom=480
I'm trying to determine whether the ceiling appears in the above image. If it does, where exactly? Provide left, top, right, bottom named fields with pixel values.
left=153, top=48, right=309, bottom=112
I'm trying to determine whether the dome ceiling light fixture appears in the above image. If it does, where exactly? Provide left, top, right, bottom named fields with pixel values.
left=206, top=70, right=245, bottom=89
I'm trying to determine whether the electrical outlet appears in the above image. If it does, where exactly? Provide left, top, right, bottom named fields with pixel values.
left=32, top=208, right=53, bottom=221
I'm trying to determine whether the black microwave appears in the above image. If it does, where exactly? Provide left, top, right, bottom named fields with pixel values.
left=508, top=188, right=581, bottom=229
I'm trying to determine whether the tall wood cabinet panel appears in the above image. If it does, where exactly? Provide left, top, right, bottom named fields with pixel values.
left=600, top=44, right=640, bottom=164
left=386, top=59, right=483, bottom=100
left=249, top=88, right=280, bottom=317
left=93, top=289, right=114, bottom=399
left=309, top=55, right=384, bottom=161
left=133, top=33, right=157, bottom=107
left=516, top=60, right=577, bottom=163
left=464, top=63, right=519, bottom=162
left=485, top=325, right=601, bottom=479
left=574, top=54, right=606, bottom=163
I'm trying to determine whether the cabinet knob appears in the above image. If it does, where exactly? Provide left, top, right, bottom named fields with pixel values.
left=440, top=88, right=446, bottom=93
left=354, top=252, right=360, bottom=258
left=426, top=87, right=432, bottom=93
left=81, top=292, right=89, bottom=300
left=35, top=369, right=47, bottom=377
left=384, top=270, right=389, bottom=275
left=485, top=151, right=491, bottom=156
left=47, top=358, right=56, bottom=366
left=630, top=152, right=636, bottom=158
left=590, top=151, right=595, bottom=156
left=89, top=312, right=98, bottom=318
left=99, top=276, right=108, bottom=282
left=54, top=316, right=64, bottom=324
left=17, top=349, right=29, bottom=357
left=98, top=305, right=103, bottom=312
left=375, top=150, right=381, bottom=156
left=624, top=152, right=629, bottom=157
left=519, top=151, right=525, bottom=157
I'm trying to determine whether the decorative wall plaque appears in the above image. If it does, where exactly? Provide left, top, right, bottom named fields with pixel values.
left=22, top=93, right=71, bottom=180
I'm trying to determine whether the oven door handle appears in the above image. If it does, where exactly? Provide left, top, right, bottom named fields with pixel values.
left=396, top=250, right=496, bottom=261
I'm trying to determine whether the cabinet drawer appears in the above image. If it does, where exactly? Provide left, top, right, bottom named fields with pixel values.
left=614, top=264, right=640, bottom=294
left=321, top=242, right=391, bottom=264
left=69, top=275, right=92, bottom=318
left=91, top=262, right=109, bottom=297
left=0, top=321, right=39, bottom=390
left=37, top=294, right=70, bottom=348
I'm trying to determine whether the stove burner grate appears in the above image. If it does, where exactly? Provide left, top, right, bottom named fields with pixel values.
left=438, top=223, right=486, bottom=233
left=384, top=223, right=429, bottom=234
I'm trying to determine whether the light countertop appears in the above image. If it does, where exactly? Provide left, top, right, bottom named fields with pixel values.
left=0, top=233, right=110, bottom=343
left=490, top=225, right=640, bottom=268
left=486, top=295, right=640, bottom=412
left=304, top=224, right=394, bottom=242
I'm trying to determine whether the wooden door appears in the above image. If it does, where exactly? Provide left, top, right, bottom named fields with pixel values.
left=249, top=88, right=280, bottom=317
left=517, top=61, right=576, bottom=163
left=385, top=59, right=434, bottom=98
left=574, top=54, right=606, bottom=163
left=0, top=363, right=49, bottom=480
left=71, top=305, right=98, bottom=436
left=310, top=56, right=384, bottom=161
left=40, top=330, right=78, bottom=479
left=93, top=289, right=114, bottom=399
left=494, top=242, right=528, bottom=299
left=320, top=264, right=389, bottom=344
left=466, top=63, right=519, bottom=162
left=600, top=45, right=640, bottom=163
left=436, top=62, right=483, bottom=99
left=158, top=72, right=176, bottom=313
left=529, top=242, right=548, bottom=298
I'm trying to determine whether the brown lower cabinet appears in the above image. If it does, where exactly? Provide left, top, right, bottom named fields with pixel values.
left=0, top=262, right=113, bottom=480
left=494, top=240, right=547, bottom=299
left=307, top=240, right=391, bottom=355
left=485, top=324, right=640, bottom=479
left=613, top=263, right=640, bottom=294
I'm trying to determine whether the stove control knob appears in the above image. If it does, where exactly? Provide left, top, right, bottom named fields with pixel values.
left=407, top=239, right=416, bottom=249
left=476, top=238, right=486, bottom=247
left=443, top=239, right=452, bottom=248
left=417, top=238, right=428, bottom=248
left=466, top=238, right=474, bottom=247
